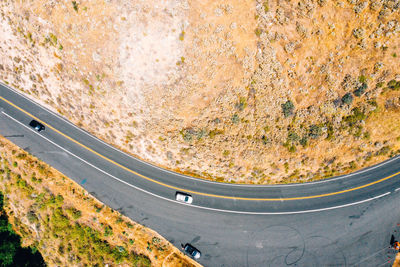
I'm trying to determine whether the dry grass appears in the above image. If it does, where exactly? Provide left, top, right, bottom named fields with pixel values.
left=0, top=135, right=199, bottom=267
left=0, top=0, right=400, bottom=184
left=394, top=253, right=400, bottom=266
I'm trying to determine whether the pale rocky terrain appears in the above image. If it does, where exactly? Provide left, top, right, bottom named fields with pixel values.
left=0, top=0, right=400, bottom=183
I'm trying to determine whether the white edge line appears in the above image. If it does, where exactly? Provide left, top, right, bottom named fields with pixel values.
left=2, top=82, right=400, bottom=188
left=193, top=192, right=391, bottom=215
left=1, top=111, right=392, bottom=215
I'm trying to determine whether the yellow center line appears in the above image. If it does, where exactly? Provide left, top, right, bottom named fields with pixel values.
left=1, top=95, right=399, bottom=201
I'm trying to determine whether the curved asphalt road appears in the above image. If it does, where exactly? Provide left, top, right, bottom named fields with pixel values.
left=1, top=82, right=400, bottom=266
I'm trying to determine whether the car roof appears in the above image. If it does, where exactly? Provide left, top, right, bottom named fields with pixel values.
left=30, top=120, right=42, bottom=126
left=185, top=244, right=197, bottom=251
left=176, top=192, right=190, bottom=196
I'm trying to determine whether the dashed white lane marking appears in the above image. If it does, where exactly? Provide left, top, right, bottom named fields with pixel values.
left=0, top=111, right=393, bottom=215
left=395, top=188, right=400, bottom=192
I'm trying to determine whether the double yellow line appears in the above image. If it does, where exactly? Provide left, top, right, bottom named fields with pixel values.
left=1, top=94, right=399, bottom=201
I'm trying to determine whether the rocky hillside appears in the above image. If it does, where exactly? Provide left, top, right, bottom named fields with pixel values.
left=0, top=135, right=198, bottom=266
left=0, top=0, right=399, bottom=183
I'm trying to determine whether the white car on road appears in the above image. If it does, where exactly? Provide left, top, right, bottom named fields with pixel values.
left=175, top=192, right=193, bottom=204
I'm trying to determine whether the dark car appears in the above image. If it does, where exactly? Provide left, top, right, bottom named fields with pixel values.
left=182, top=243, right=201, bottom=259
left=29, top=120, right=45, bottom=132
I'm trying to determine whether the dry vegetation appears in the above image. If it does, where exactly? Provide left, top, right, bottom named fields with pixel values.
left=0, top=135, right=198, bottom=267
left=0, top=0, right=400, bottom=183
left=395, top=254, right=400, bottom=266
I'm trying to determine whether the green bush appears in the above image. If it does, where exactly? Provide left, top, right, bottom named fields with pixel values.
left=344, top=107, right=366, bottom=126
left=376, top=146, right=390, bottom=156
left=16, top=153, right=27, bottom=160
left=308, top=125, right=322, bottom=139
left=95, top=204, right=103, bottom=213
left=46, top=194, right=64, bottom=208
left=180, top=129, right=197, bottom=142
left=299, top=136, right=308, bottom=147
left=263, top=1, right=269, bottom=12
left=236, top=97, right=247, bottom=111
left=52, top=208, right=70, bottom=231
left=287, top=131, right=300, bottom=142
left=16, top=179, right=27, bottom=189
left=367, top=99, right=378, bottom=108
left=27, top=211, right=39, bottom=224
left=132, top=254, right=151, bottom=266
left=66, top=207, right=82, bottom=220
left=358, top=75, right=367, bottom=83
left=261, top=135, right=270, bottom=145
left=196, top=129, right=207, bottom=140
left=354, top=82, right=367, bottom=96
left=349, top=161, right=357, bottom=169
left=387, top=80, right=400, bottom=90
left=72, top=1, right=79, bottom=12
left=111, top=246, right=128, bottom=263
left=103, top=225, right=113, bottom=237
left=353, top=125, right=363, bottom=138
left=64, top=221, right=150, bottom=266
left=49, top=33, right=57, bottom=46
left=288, top=145, right=297, bottom=153
left=341, top=93, right=353, bottom=105
left=208, top=129, right=223, bottom=139
left=281, top=100, right=295, bottom=117
left=231, top=114, right=240, bottom=124
left=284, top=162, right=289, bottom=173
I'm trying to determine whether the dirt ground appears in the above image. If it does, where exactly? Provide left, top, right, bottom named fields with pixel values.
left=0, top=0, right=400, bottom=183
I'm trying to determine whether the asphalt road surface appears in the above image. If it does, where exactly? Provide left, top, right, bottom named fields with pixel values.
left=1, top=82, right=400, bottom=266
